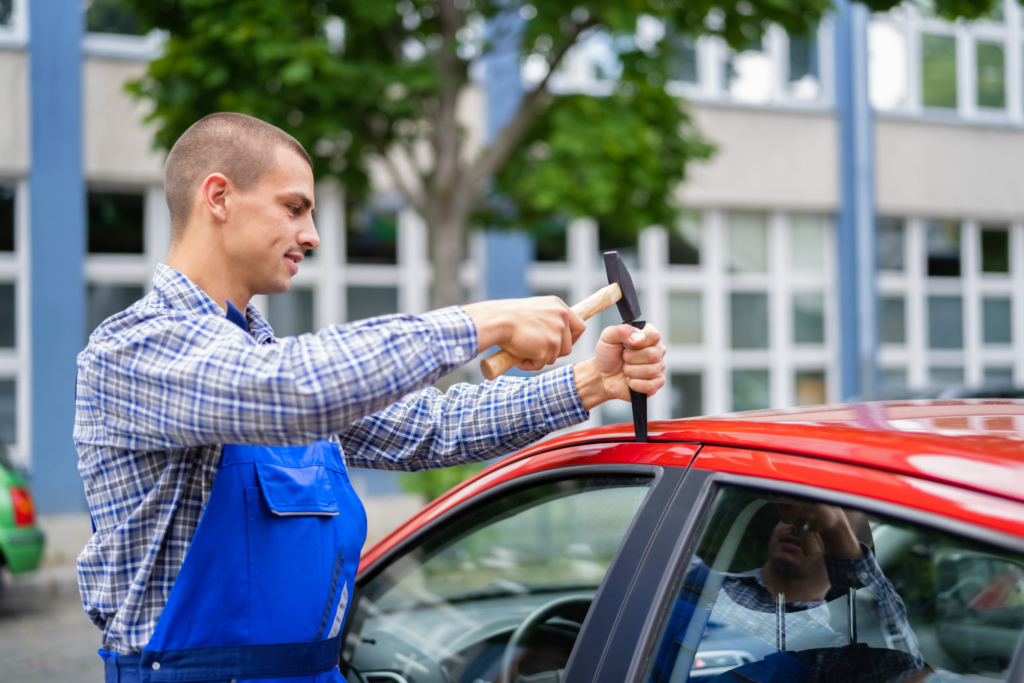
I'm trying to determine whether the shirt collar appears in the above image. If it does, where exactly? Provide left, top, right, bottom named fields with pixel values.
left=151, top=263, right=277, bottom=344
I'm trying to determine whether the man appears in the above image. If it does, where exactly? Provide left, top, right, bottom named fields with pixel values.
left=75, top=112, right=666, bottom=683
left=651, top=499, right=922, bottom=683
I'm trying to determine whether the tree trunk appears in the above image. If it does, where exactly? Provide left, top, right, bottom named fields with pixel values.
left=428, top=213, right=467, bottom=311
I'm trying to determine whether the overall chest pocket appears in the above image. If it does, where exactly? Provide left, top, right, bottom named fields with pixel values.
left=245, top=464, right=340, bottom=643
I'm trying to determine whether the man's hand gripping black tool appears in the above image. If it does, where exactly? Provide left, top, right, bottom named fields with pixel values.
left=603, top=251, right=648, bottom=443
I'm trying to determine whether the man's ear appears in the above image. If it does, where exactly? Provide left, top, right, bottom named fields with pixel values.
left=201, top=173, right=231, bottom=224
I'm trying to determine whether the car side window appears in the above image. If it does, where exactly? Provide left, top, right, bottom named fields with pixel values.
left=646, top=485, right=1024, bottom=683
left=344, top=474, right=652, bottom=683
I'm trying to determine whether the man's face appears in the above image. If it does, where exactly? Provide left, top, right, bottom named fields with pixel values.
left=765, top=520, right=825, bottom=578
left=223, top=145, right=319, bottom=295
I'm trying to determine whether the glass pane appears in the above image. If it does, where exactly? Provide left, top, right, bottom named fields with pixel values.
left=0, top=184, right=13, bottom=251
left=926, top=219, right=961, bottom=277
left=669, top=210, right=701, bottom=266
left=977, top=41, right=1006, bottom=108
left=347, top=475, right=652, bottom=682
left=788, top=30, right=821, bottom=100
left=922, top=34, right=958, bottom=109
left=793, top=292, right=825, bottom=345
left=881, top=367, right=908, bottom=392
left=731, top=292, right=769, bottom=349
left=869, top=22, right=908, bottom=110
left=598, top=224, right=638, bottom=271
left=669, top=292, right=703, bottom=345
left=732, top=369, right=770, bottom=412
left=728, top=212, right=768, bottom=274
left=0, top=379, right=14, bottom=444
left=985, top=366, right=1014, bottom=383
left=983, top=297, right=1012, bottom=344
left=0, top=0, right=12, bottom=27
left=981, top=227, right=1010, bottom=273
left=727, top=39, right=773, bottom=104
left=981, top=0, right=1005, bottom=21
left=667, top=31, right=698, bottom=83
left=931, top=366, right=964, bottom=384
left=880, top=296, right=906, bottom=345
left=267, top=288, right=314, bottom=337
left=88, top=192, right=145, bottom=254
left=347, top=204, right=398, bottom=264
left=534, top=217, right=567, bottom=262
left=0, top=283, right=12, bottom=347
left=877, top=217, right=905, bottom=272
left=646, top=485, right=1024, bottom=683
left=795, top=370, right=827, bottom=405
left=86, top=0, right=144, bottom=35
left=347, top=286, right=398, bottom=322
left=928, top=296, right=963, bottom=349
left=86, top=285, right=145, bottom=341
left=671, top=372, right=703, bottom=418
left=790, top=214, right=826, bottom=273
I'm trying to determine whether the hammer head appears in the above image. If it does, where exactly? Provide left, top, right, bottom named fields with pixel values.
left=603, top=251, right=642, bottom=322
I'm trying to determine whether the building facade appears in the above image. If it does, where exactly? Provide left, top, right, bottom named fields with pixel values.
left=1, top=0, right=1022, bottom=511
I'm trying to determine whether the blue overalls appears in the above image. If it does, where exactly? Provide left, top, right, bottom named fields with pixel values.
left=100, top=301, right=368, bottom=683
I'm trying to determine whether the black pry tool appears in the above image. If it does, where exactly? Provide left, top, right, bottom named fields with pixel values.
left=603, top=251, right=648, bottom=443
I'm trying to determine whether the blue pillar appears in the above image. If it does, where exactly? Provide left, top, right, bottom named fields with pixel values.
left=29, top=0, right=86, bottom=511
left=835, top=0, right=878, bottom=400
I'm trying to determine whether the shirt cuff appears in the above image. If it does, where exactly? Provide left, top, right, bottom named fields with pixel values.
left=824, top=543, right=878, bottom=590
left=418, top=306, right=478, bottom=369
left=535, top=364, right=591, bottom=432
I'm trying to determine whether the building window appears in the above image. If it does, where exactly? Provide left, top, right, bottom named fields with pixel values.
left=0, top=380, right=14, bottom=445
left=86, top=285, right=144, bottom=341
left=876, top=217, right=905, bottom=272
left=976, top=41, right=1006, bottom=108
left=726, top=39, right=773, bottom=104
left=788, top=29, right=820, bottom=100
left=598, top=224, right=638, bottom=270
left=727, top=212, right=768, bottom=274
left=534, top=218, right=567, bottom=262
left=267, top=288, right=315, bottom=337
left=88, top=191, right=145, bottom=254
left=668, top=291, right=702, bottom=345
left=86, top=0, right=144, bottom=35
left=931, top=366, right=964, bottom=384
left=928, top=295, right=963, bottom=349
left=347, top=205, right=398, bottom=265
left=732, top=369, right=770, bottom=412
left=921, top=34, right=958, bottom=109
left=668, top=210, right=700, bottom=266
left=792, top=292, right=825, bottom=344
left=980, top=227, right=1010, bottom=274
left=880, top=296, right=906, bottom=344
left=982, top=297, right=1012, bottom=344
left=926, top=219, right=961, bottom=277
left=795, top=370, right=827, bottom=406
left=0, top=283, right=12, bottom=348
left=984, top=367, right=1014, bottom=383
left=881, top=367, right=907, bottom=392
left=670, top=372, right=703, bottom=418
left=0, top=184, right=13, bottom=252
left=730, top=292, right=769, bottom=349
left=790, top=214, right=826, bottom=273
left=666, top=31, right=698, bottom=83
left=347, top=286, right=398, bottom=322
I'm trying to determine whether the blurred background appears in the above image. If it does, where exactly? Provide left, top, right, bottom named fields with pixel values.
left=0, top=0, right=1023, bottom=674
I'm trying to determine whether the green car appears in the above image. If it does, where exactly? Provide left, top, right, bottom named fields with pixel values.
left=0, top=443, right=44, bottom=589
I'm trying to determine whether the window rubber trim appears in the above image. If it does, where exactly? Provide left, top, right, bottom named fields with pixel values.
left=620, top=470, right=1024, bottom=683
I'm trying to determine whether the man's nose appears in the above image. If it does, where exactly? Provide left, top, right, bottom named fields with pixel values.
left=301, top=221, right=321, bottom=251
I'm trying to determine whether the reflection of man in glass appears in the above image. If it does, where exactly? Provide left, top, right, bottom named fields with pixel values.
left=652, top=500, right=923, bottom=683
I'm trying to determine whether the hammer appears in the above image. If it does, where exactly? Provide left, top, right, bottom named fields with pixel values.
left=479, top=250, right=649, bottom=441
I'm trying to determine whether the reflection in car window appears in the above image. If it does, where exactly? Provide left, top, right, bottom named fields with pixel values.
left=646, top=486, right=1024, bottom=683
left=344, top=475, right=651, bottom=683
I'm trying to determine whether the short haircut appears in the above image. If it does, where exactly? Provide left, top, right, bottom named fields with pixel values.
left=163, top=112, right=312, bottom=240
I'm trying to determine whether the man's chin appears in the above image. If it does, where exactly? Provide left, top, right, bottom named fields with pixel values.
left=767, top=555, right=801, bottom=578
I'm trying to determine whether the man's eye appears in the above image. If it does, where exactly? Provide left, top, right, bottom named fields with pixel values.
left=287, top=205, right=300, bottom=215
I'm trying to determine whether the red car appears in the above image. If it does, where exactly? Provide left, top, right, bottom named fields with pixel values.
left=340, top=401, right=1024, bottom=683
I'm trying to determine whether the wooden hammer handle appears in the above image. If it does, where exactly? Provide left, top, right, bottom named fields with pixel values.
left=480, top=283, right=623, bottom=380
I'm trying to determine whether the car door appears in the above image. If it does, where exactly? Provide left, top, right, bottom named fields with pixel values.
left=339, top=451, right=694, bottom=683
left=589, top=446, right=1024, bottom=683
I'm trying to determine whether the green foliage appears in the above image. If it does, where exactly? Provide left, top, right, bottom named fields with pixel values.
left=399, top=462, right=486, bottom=501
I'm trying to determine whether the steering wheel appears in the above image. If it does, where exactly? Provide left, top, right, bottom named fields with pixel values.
left=500, top=595, right=593, bottom=683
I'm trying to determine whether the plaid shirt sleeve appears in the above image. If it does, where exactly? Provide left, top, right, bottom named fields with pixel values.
left=338, top=364, right=588, bottom=471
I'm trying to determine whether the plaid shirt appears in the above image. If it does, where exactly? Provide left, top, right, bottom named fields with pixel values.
left=75, top=264, right=589, bottom=654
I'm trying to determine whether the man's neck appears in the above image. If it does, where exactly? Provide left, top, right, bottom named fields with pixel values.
left=166, top=243, right=251, bottom=312
left=759, top=564, right=830, bottom=603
